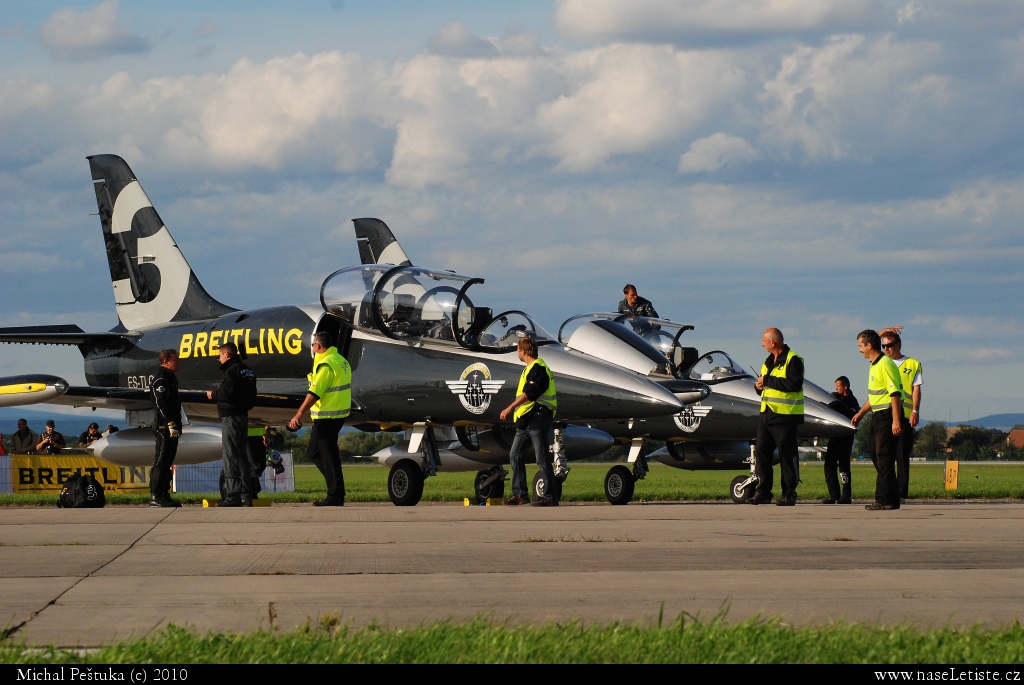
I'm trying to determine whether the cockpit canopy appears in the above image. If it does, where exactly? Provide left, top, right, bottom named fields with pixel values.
left=557, top=313, right=754, bottom=381
left=320, top=265, right=555, bottom=353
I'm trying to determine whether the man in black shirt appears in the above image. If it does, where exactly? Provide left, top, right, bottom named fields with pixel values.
left=151, top=350, right=183, bottom=508
left=822, top=376, right=859, bottom=504
left=12, top=419, right=38, bottom=453
left=79, top=422, right=103, bottom=448
left=206, top=342, right=256, bottom=507
left=35, top=420, right=67, bottom=454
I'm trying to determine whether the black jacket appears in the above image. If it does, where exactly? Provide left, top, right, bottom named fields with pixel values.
left=617, top=296, right=658, bottom=318
left=152, top=366, right=182, bottom=428
left=757, top=345, right=805, bottom=426
left=214, top=356, right=255, bottom=418
left=829, top=391, right=860, bottom=420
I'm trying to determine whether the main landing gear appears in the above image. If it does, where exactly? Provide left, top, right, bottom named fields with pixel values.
left=603, top=437, right=646, bottom=505
left=387, top=423, right=442, bottom=506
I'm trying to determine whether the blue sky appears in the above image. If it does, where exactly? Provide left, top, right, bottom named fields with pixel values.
left=1, top=0, right=1021, bottom=423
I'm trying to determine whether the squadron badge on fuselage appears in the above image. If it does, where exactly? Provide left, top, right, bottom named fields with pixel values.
left=445, top=363, right=505, bottom=415
left=673, top=405, right=712, bottom=433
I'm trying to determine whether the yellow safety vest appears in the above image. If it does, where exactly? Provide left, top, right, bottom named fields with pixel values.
left=896, top=357, right=922, bottom=419
left=759, top=349, right=804, bottom=415
left=867, top=354, right=903, bottom=413
left=308, top=346, right=352, bottom=421
left=513, top=358, right=557, bottom=422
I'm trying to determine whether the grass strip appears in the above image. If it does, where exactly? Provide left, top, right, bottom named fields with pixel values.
left=3, top=614, right=1024, bottom=664
left=3, top=463, right=1023, bottom=507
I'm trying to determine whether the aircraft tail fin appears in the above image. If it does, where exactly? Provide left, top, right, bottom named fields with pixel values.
left=353, top=218, right=413, bottom=266
left=88, top=155, right=236, bottom=330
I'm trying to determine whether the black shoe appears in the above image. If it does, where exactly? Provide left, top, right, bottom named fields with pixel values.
left=217, top=498, right=244, bottom=508
left=820, top=497, right=837, bottom=504
left=865, top=502, right=899, bottom=510
left=503, top=495, right=529, bottom=506
left=150, top=496, right=179, bottom=508
left=531, top=498, right=558, bottom=507
left=775, top=497, right=796, bottom=507
left=837, top=497, right=852, bottom=505
left=313, top=499, right=344, bottom=507
left=745, top=494, right=772, bottom=505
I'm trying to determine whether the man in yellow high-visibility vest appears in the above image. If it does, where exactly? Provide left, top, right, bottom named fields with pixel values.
left=749, top=327, right=805, bottom=506
left=851, top=329, right=904, bottom=511
left=289, top=332, right=352, bottom=506
left=880, top=328, right=922, bottom=504
left=499, top=336, right=558, bottom=507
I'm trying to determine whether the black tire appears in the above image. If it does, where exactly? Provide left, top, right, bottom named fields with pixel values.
left=604, top=465, right=635, bottom=505
left=730, top=475, right=754, bottom=504
left=474, top=469, right=504, bottom=500
left=388, top=460, right=424, bottom=506
left=532, top=470, right=562, bottom=502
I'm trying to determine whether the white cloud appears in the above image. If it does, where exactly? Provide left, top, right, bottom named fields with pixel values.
left=426, top=22, right=498, bottom=59
left=554, top=0, right=893, bottom=43
left=679, top=133, right=759, bottom=173
left=40, top=0, right=150, bottom=61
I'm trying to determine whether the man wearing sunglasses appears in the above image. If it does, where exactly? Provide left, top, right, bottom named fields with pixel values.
left=880, top=328, right=922, bottom=504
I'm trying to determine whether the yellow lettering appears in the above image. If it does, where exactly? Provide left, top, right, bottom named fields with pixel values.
left=259, top=328, right=265, bottom=354
left=231, top=329, right=244, bottom=347
left=245, top=329, right=258, bottom=355
left=209, top=330, right=222, bottom=352
left=194, top=331, right=208, bottom=357
left=267, top=328, right=284, bottom=354
left=285, top=328, right=302, bottom=355
left=180, top=334, right=193, bottom=359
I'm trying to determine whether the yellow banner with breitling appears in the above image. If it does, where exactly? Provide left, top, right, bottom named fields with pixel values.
left=12, top=454, right=152, bottom=494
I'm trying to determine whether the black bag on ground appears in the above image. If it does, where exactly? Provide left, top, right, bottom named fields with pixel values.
left=57, top=474, right=106, bottom=508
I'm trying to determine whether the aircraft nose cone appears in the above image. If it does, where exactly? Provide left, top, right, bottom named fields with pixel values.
left=800, top=398, right=856, bottom=438
left=658, top=379, right=712, bottom=406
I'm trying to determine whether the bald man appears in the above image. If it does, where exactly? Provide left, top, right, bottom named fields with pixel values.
left=748, top=327, right=805, bottom=506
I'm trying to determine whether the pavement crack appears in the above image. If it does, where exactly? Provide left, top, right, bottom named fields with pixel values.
left=1, top=509, right=175, bottom=642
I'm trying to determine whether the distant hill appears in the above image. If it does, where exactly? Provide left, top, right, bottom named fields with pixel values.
left=948, top=414, right=1024, bottom=431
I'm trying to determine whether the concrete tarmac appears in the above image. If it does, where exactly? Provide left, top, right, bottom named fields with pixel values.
left=2, top=500, right=1023, bottom=647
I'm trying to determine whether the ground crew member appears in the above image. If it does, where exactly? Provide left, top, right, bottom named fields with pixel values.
left=748, top=327, right=804, bottom=506
left=851, top=330, right=904, bottom=511
left=289, top=332, right=351, bottom=506
left=822, top=376, right=859, bottom=504
left=880, top=328, right=922, bottom=503
left=151, top=349, right=182, bottom=508
left=206, top=342, right=257, bottom=507
left=500, top=336, right=559, bottom=506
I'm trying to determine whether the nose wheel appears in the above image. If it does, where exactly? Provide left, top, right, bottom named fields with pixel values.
left=730, top=474, right=756, bottom=503
left=532, top=470, right=562, bottom=502
left=604, top=465, right=635, bottom=505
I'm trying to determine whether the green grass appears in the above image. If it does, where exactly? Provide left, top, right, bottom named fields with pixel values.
left=3, top=615, right=1024, bottom=663
left=3, top=462, right=1023, bottom=506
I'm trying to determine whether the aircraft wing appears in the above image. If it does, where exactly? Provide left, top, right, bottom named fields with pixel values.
left=0, top=324, right=138, bottom=348
left=0, top=374, right=312, bottom=412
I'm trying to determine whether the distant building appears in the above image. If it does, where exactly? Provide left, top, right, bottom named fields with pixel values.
left=1007, top=429, right=1024, bottom=449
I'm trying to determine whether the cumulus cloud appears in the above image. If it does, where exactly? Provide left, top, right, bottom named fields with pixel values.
left=425, top=22, right=498, bottom=59
left=679, top=133, right=759, bottom=173
left=40, top=0, right=150, bottom=61
left=554, top=0, right=894, bottom=44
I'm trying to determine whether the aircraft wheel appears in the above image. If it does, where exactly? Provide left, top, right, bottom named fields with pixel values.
left=604, top=465, right=635, bottom=505
left=532, top=470, right=562, bottom=502
left=388, top=459, right=424, bottom=506
left=474, top=469, right=504, bottom=500
left=730, top=475, right=754, bottom=504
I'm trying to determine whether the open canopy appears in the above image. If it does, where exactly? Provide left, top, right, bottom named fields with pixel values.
left=320, top=264, right=555, bottom=353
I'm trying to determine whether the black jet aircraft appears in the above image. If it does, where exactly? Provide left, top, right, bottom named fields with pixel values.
left=0, top=154, right=692, bottom=505
left=557, top=314, right=856, bottom=503
left=353, top=220, right=854, bottom=505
